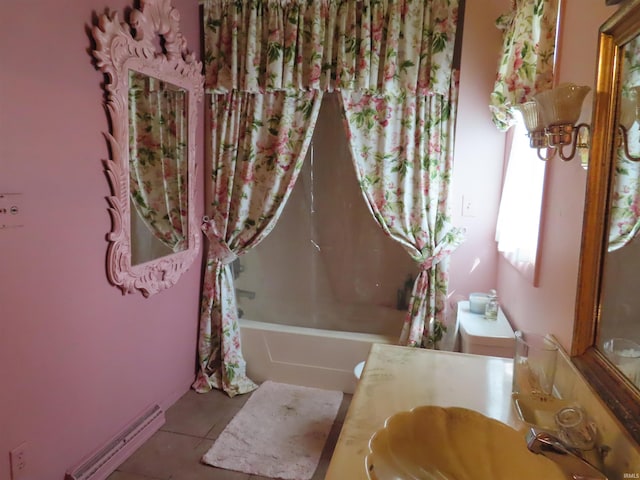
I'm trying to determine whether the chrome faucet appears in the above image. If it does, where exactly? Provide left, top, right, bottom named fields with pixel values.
left=526, top=428, right=608, bottom=480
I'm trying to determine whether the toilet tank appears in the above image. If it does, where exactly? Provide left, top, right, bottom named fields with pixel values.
left=458, top=301, right=515, bottom=358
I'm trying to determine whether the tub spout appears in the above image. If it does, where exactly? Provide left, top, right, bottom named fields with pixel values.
left=525, top=428, right=608, bottom=480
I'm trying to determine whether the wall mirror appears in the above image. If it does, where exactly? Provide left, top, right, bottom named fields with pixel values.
left=92, top=0, right=203, bottom=297
left=573, top=0, right=640, bottom=446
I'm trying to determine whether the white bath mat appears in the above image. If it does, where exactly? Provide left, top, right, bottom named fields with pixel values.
left=202, top=380, right=343, bottom=480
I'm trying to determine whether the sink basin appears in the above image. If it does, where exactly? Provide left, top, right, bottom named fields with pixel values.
left=366, top=406, right=566, bottom=480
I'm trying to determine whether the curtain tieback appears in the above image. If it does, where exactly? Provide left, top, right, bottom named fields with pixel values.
left=201, top=216, right=238, bottom=265
left=419, top=249, right=451, bottom=272
left=418, top=227, right=466, bottom=271
left=419, top=258, right=435, bottom=272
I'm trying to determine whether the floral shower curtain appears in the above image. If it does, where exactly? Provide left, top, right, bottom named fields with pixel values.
left=489, top=0, right=560, bottom=131
left=199, top=0, right=462, bottom=394
left=194, top=90, right=322, bottom=395
left=334, top=0, right=462, bottom=347
left=341, top=88, right=463, bottom=347
left=129, top=73, right=188, bottom=251
left=608, top=35, right=640, bottom=252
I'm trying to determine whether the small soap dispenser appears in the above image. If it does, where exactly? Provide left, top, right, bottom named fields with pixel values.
left=485, top=289, right=499, bottom=320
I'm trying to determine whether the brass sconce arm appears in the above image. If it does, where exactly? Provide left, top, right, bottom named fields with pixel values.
left=552, top=123, right=591, bottom=162
left=619, top=125, right=640, bottom=161
left=523, top=124, right=591, bottom=162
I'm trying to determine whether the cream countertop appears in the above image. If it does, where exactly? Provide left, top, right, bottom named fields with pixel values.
left=325, top=343, right=521, bottom=480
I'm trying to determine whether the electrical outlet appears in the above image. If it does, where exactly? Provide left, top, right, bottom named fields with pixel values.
left=10, top=443, right=27, bottom=479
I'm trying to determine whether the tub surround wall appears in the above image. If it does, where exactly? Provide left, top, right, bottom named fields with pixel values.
left=0, top=1, right=203, bottom=479
left=235, top=94, right=419, bottom=335
left=240, top=298, right=406, bottom=336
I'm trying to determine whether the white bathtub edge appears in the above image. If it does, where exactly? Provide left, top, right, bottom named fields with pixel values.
left=239, top=319, right=396, bottom=394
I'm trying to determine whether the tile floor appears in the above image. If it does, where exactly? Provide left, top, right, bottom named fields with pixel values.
left=107, top=386, right=352, bottom=480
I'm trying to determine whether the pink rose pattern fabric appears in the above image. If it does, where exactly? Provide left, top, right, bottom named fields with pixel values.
left=340, top=87, right=464, bottom=347
left=194, top=90, right=322, bottom=396
left=609, top=35, right=640, bottom=252
left=203, top=0, right=459, bottom=97
left=199, top=0, right=461, bottom=394
left=129, top=73, right=189, bottom=252
left=490, top=0, right=559, bottom=131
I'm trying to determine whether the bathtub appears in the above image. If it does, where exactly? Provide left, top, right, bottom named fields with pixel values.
left=239, top=297, right=462, bottom=393
left=240, top=318, right=397, bottom=394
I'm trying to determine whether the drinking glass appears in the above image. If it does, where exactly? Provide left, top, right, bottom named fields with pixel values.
left=555, top=406, right=597, bottom=451
left=512, top=331, right=558, bottom=398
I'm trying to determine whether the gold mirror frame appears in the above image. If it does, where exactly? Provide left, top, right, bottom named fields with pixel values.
left=92, top=0, right=203, bottom=297
left=573, top=0, right=640, bottom=446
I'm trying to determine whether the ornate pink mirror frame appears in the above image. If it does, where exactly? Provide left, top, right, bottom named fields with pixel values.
left=92, top=0, right=203, bottom=297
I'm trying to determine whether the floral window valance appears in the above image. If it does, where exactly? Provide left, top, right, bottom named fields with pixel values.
left=203, top=0, right=459, bottom=96
left=490, top=0, right=560, bottom=131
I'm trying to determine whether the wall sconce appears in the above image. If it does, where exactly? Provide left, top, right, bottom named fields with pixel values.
left=514, top=100, right=549, bottom=158
left=515, top=83, right=640, bottom=163
left=514, top=84, right=591, bottom=161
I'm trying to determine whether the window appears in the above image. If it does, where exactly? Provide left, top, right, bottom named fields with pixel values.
left=495, top=112, right=547, bottom=285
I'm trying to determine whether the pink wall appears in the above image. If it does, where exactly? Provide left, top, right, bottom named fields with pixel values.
left=496, top=0, right=616, bottom=350
left=448, top=0, right=509, bottom=303
left=450, top=0, right=618, bottom=350
left=0, top=1, right=203, bottom=479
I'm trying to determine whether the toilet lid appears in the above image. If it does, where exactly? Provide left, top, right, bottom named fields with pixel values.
left=458, top=301, right=515, bottom=348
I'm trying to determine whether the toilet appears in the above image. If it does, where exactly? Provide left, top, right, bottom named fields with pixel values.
left=355, top=300, right=513, bottom=377
left=458, top=300, right=515, bottom=358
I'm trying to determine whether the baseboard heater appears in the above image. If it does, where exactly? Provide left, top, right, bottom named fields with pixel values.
left=65, top=404, right=165, bottom=480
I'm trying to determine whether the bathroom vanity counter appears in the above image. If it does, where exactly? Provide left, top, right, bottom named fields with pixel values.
left=325, top=343, right=519, bottom=480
